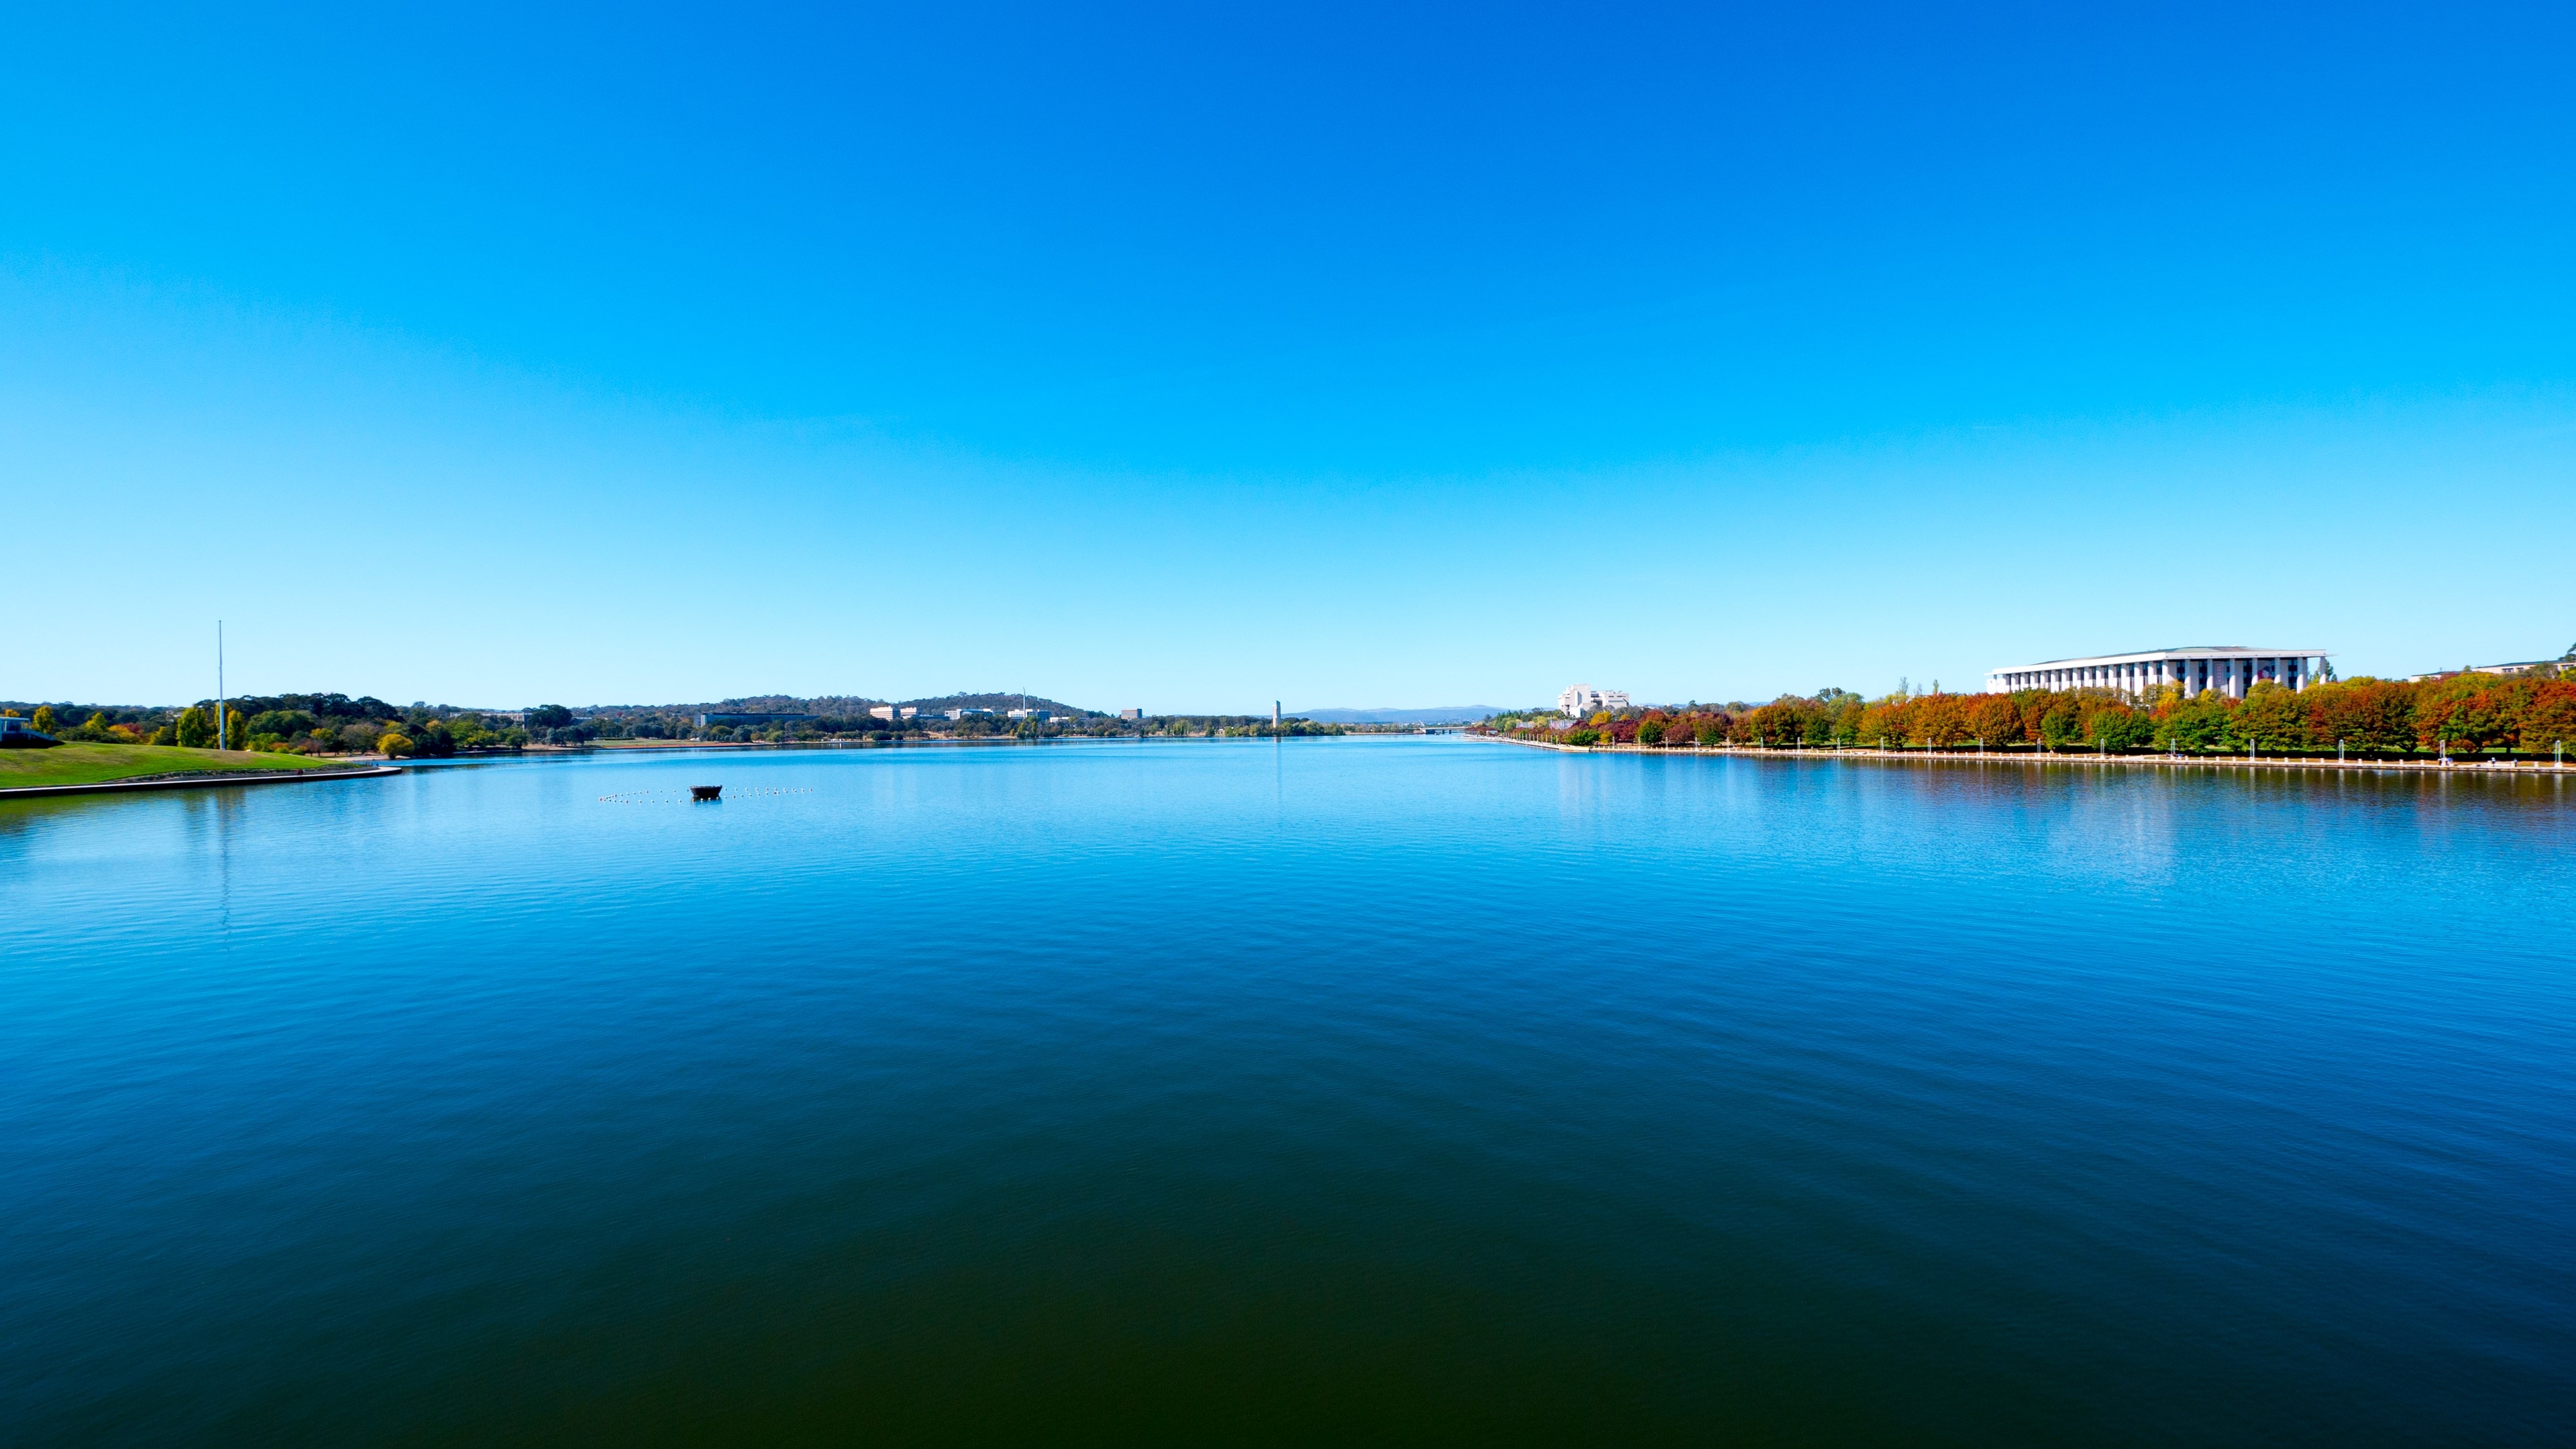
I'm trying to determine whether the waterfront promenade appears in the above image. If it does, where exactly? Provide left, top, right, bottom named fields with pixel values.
left=1492, top=735, right=2571, bottom=774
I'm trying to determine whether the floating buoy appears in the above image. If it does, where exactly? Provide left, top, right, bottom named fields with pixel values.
left=692, top=785, right=722, bottom=801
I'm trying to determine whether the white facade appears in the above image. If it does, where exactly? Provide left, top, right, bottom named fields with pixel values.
left=1559, top=684, right=1633, bottom=717
left=1986, top=647, right=2331, bottom=700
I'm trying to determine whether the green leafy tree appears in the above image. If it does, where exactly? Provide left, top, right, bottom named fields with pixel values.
left=377, top=731, right=415, bottom=757
left=30, top=706, right=56, bottom=734
left=2090, top=706, right=2156, bottom=749
left=176, top=706, right=214, bottom=748
left=2234, top=684, right=2310, bottom=750
left=223, top=708, right=246, bottom=751
left=2156, top=693, right=2233, bottom=751
left=1825, top=697, right=1864, bottom=743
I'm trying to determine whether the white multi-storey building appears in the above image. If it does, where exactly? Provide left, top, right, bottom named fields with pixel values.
left=1986, top=647, right=2331, bottom=700
left=1559, top=684, right=1633, bottom=716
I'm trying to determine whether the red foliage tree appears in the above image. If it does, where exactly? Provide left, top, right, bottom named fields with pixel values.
left=2519, top=682, right=2576, bottom=751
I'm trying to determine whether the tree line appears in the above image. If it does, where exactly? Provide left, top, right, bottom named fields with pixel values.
left=1493, top=668, right=2576, bottom=755
left=677, top=713, right=1347, bottom=743
left=1, top=694, right=561, bottom=757
left=5, top=691, right=1352, bottom=753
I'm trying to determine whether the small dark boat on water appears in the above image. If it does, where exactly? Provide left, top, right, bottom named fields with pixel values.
left=691, top=785, right=722, bottom=802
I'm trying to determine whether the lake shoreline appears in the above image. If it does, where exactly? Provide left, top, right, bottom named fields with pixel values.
left=0, top=763, right=402, bottom=800
left=1489, top=733, right=2572, bottom=774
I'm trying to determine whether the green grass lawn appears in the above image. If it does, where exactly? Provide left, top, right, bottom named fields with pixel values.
left=0, top=743, right=361, bottom=790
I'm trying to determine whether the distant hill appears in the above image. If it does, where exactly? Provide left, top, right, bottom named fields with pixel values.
left=1293, top=705, right=1505, bottom=724
left=897, top=692, right=1095, bottom=716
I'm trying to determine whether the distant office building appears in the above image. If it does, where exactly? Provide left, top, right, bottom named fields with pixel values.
left=1006, top=708, right=1037, bottom=719
left=1985, top=648, right=2331, bottom=700
left=2406, top=645, right=2574, bottom=683
left=1558, top=684, right=1631, bottom=717
left=1119, top=708, right=1143, bottom=720
left=868, top=705, right=897, bottom=721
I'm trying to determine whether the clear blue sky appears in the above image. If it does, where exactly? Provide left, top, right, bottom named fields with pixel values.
left=6, top=3, right=2573, bottom=711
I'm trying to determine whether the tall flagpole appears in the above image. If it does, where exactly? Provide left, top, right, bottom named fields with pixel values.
left=217, top=621, right=226, bottom=751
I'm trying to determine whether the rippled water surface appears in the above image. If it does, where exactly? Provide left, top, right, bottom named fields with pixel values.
left=4, top=740, right=2573, bottom=1443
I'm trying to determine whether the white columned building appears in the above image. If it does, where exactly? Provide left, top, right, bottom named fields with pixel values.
left=1559, top=684, right=1633, bottom=716
left=1984, top=647, right=2331, bottom=700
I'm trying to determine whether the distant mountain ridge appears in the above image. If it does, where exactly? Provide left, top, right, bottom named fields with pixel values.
left=1293, top=706, right=1505, bottom=724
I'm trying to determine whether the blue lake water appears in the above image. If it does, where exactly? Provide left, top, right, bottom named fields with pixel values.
left=4, top=739, right=2573, bottom=1442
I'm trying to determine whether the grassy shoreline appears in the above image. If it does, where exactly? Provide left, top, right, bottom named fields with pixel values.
left=0, top=743, right=361, bottom=791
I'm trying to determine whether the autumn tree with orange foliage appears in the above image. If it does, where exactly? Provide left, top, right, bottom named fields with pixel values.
left=1536, top=665, right=2574, bottom=756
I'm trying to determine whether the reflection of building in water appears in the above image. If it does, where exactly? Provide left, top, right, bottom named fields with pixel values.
left=1558, top=684, right=1632, bottom=716
left=1986, top=647, right=2330, bottom=700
